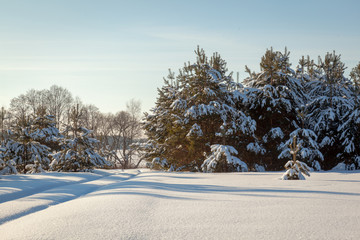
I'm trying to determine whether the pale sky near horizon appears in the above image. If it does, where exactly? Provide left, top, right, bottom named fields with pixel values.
left=1, top=0, right=359, bottom=113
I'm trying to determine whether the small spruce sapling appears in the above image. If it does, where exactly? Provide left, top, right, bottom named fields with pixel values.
left=281, top=135, right=311, bottom=180
left=278, top=106, right=323, bottom=171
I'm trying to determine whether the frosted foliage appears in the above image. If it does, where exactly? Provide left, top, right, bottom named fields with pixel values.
left=170, top=99, right=187, bottom=110
left=331, top=162, right=347, bottom=171
left=0, top=159, right=17, bottom=175
left=2, top=133, right=51, bottom=174
left=25, top=161, right=45, bottom=174
left=31, top=115, right=61, bottom=143
left=263, top=128, right=284, bottom=143
left=203, top=87, right=216, bottom=97
left=202, top=145, right=248, bottom=173
left=254, top=164, right=265, bottom=172
left=320, top=136, right=334, bottom=147
left=151, top=157, right=168, bottom=169
left=207, top=68, right=222, bottom=82
left=312, top=160, right=321, bottom=171
left=182, top=99, right=256, bottom=137
left=186, top=123, right=203, bottom=137
left=281, top=160, right=311, bottom=180
left=245, top=81, right=305, bottom=114
left=0, top=148, right=18, bottom=175
left=332, top=160, right=358, bottom=171
left=246, top=142, right=266, bottom=155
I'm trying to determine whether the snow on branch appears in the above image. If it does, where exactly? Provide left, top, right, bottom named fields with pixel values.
left=202, top=144, right=248, bottom=173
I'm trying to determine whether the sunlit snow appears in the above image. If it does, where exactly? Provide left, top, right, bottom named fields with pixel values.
left=1, top=169, right=360, bottom=239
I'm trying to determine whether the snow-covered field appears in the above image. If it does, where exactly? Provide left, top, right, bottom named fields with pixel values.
left=1, top=170, right=360, bottom=240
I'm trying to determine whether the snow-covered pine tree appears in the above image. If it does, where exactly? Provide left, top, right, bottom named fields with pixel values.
left=243, top=48, right=306, bottom=170
left=142, top=70, right=179, bottom=170
left=296, top=55, right=321, bottom=84
left=143, top=47, right=255, bottom=171
left=281, top=135, right=311, bottom=180
left=201, top=144, right=248, bottom=172
left=306, top=52, right=353, bottom=170
left=30, top=108, right=62, bottom=153
left=0, top=145, right=17, bottom=175
left=279, top=106, right=323, bottom=171
left=50, top=105, right=109, bottom=172
left=338, top=62, right=360, bottom=169
left=1, top=117, right=51, bottom=174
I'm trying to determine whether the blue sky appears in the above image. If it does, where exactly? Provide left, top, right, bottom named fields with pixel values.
left=1, top=0, right=359, bottom=113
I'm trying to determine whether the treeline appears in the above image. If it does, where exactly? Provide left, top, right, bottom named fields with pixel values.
left=141, top=47, right=360, bottom=172
left=0, top=85, right=143, bottom=174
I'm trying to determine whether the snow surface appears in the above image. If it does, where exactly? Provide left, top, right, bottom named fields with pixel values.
left=1, top=170, right=360, bottom=239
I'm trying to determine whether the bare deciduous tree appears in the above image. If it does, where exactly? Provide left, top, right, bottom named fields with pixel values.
left=82, top=104, right=100, bottom=137
left=0, top=107, right=10, bottom=140
left=25, top=89, right=48, bottom=115
left=108, top=99, right=142, bottom=169
left=10, top=94, right=30, bottom=123
left=47, top=85, right=73, bottom=129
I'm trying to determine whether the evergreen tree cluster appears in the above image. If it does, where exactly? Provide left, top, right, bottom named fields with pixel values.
left=1, top=85, right=144, bottom=173
left=1, top=85, right=143, bottom=171
left=142, top=47, right=360, bottom=172
left=0, top=107, right=109, bottom=175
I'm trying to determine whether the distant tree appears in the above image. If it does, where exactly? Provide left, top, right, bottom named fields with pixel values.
left=110, top=99, right=142, bottom=169
left=46, top=85, right=73, bottom=129
left=50, top=105, right=109, bottom=172
left=9, top=85, right=74, bottom=131
left=67, top=101, right=84, bottom=137
left=82, top=104, right=100, bottom=137
left=96, top=113, right=115, bottom=152
left=30, top=108, right=62, bottom=152
left=10, top=94, right=30, bottom=123
left=112, top=111, right=133, bottom=168
left=25, top=89, right=48, bottom=116
left=0, top=107, right=10, bottom=141
left=126, top=99, right=142, bottom=141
